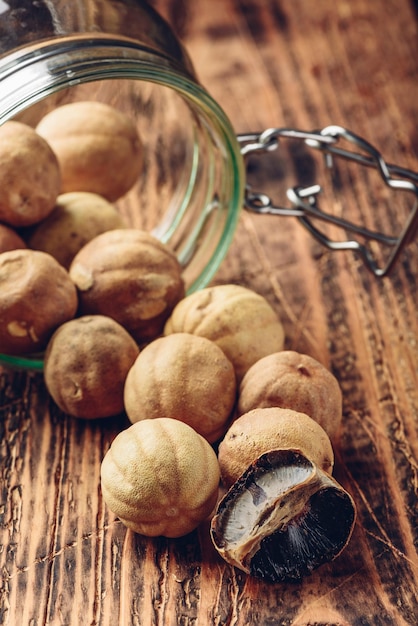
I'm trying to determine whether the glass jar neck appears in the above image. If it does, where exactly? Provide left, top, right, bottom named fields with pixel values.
left=0, top=0, right=194, bottom=72
left=0, top=0, right=200, bottom=123
left=0, top=34, right=200, bottom=123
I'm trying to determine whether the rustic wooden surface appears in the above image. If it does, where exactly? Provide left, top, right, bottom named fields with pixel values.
left=1, top=0, right=418, bottom=624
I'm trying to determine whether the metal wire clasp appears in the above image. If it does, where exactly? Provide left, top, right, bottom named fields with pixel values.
left=238, top=126, right=418, bottom=277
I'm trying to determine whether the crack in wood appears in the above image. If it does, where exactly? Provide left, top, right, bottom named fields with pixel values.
left=1, top=520, right=122, bottom=581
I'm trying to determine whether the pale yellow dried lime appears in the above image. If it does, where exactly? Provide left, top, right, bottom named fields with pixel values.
left=238, top=351, right=343, bottom=441
left=164, top=284, right=285, bottom=382
left=36, top=101, right=143, bottom=201
left=100, top=418, right=221, bottom=537
left=124, top=333, right=236, bottom=443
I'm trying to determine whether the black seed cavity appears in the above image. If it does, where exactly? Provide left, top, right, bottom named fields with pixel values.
left=249, top=486, right=355, bottom=583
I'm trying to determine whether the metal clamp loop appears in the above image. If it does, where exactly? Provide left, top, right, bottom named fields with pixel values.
left=238, top=125, right=418, bottom=277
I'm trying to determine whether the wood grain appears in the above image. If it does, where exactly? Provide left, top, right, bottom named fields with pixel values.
left=1, top=0, right=418, bottom=624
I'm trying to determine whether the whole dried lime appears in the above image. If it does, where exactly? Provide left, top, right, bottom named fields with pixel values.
left=0, top=121, right=61, bottom=227
left=36, top=101, right=143, bottom=201
left=124, top=333, right=236, bottom=443
left=28, top=191, right=127, bottom=269
left=164, top=284, right=285, bottom=382
left=101, top=418, right=221, bottom=537
left=44, top=315, right=140, bottom=419
left=0, top=249, right=77, bottom=355
left=238, top=351, right=343, bottom=441
left=69, top=229, right=185, bottom=343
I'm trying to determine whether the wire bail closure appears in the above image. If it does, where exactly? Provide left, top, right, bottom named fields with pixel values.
left=238, top=125, right=418, bottom=277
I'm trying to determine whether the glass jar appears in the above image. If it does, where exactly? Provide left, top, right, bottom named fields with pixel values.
left=0, top=0, right=245, bottom=370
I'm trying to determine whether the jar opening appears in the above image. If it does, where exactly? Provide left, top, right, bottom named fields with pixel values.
left=0, top=36, right=245, bottom=370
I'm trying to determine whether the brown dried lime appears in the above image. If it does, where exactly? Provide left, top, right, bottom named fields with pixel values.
left=0, top=121, right=61, bottom=227
left=218, top=407, right=334, bottom=488
left=28, top=191, right=127, bottom=269
left=0, top=249, right=77, bottom=355
left=69, top=229, right=185, bottom=343
left=44, top=315, right=140, bottom=419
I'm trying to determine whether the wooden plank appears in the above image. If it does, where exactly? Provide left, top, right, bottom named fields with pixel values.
left=1, top=0, right=417, bottom=624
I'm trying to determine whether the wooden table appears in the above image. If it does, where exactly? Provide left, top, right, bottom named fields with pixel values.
left=1, top=0, right=417, bottom=624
